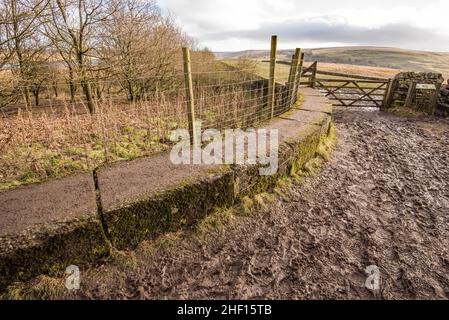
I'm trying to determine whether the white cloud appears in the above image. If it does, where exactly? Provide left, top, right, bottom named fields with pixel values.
left=158, top=0, right=449, bottom=52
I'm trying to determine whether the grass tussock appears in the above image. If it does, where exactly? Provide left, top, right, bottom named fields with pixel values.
left=273, top=177, right=293, bottom=200
left=239, top=196, right=254, bottom=216
left=108, top=249, right=139, bottom=272
left=196, top=208, right=236, bottom=240
left=387, top=106, right=429, bottom=118
left=2, top=275, right=67, bottom=300
left=305, top=124, right=337, bottom=176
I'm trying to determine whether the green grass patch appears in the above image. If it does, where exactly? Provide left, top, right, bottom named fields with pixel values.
left=196, top=208, right=236, bottom=239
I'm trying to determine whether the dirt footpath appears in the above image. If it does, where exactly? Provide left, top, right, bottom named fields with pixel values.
left=33, top=108, right=449, bottom=300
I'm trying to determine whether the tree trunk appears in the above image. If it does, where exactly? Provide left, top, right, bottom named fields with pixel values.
left=68, top=67, right=76, bottom=102
left=33, top=90, right=39, bottom=106
left=22, top=87, right=31, bottom=108
left=53, top=83, right=58, bottom=98
left=96, top=84, right=102, bottom=101
left=77, top=53, right=94, bottom=114
left=82, top=80, right=95, bottom=114
left=126, top=80, right=134, bottom=102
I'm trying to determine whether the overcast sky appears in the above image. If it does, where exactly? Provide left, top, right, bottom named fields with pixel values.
left=158, top=0, right=449, bottom=52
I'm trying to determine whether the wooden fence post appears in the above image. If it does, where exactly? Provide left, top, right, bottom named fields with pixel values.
left=286, top=55, right=296, bottom=93
left=404, top=81, right=417, bottom=108
left=182, top=47, right=197, bottom=145
left=293, top=51, right=305, bottom=104
left=268, top=35, right=278, bottom=119
left=286, top=48, right=301, bottom=108
left=386, top=78, right=398, bottom=107
left=381, top=79, right=392, bottom=109
left=310, top=61, right=317, bottom=88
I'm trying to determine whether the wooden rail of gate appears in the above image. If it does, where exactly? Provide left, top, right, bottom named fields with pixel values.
left=314, top=78, right=390, bottom=108
left=301, top=61, right=391, bottom=108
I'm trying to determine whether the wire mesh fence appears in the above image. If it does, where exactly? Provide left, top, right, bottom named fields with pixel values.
left=0, top=43, right=303, bottom=191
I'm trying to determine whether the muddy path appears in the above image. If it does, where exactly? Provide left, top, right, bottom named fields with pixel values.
left=28, top=108, right=449, bottom=300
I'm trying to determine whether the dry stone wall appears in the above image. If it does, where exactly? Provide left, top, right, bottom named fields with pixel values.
left=438, top=80, right=449, bottom=117
left=386, top=72, right=444, bottom=115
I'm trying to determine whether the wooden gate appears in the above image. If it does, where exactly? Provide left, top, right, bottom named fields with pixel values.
left=301, top=62, right=391, bottom=108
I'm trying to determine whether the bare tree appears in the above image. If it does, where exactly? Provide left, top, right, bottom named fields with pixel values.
left=44, top=0, right=115, bottom=113
left=100, top=0, right=188, bottom=101
left=28, top=61, right=55, bottom=106
left=0, top=0, right=49, bottom=108
left=41, top=22, right=78, bottom=102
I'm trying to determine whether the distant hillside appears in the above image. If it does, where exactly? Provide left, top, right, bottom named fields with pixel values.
left=216, top=46, right=449, bottom=80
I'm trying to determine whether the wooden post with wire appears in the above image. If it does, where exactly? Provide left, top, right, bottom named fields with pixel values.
left=286, top=48, right=301, bottom=108
left=182, top=47, right=197, bottom=145
left=268, top=35, right=278, bottom=118
left=293, top=52, right=305, bottom=102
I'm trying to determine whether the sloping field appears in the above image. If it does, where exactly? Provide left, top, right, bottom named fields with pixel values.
left=306, top=47, right=449, bottom=78
left=218, top=46, right=449, bottom=80
left=224, top=60, right=398, bottom=82
left=307, top=62, right=398, bottom=79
